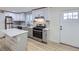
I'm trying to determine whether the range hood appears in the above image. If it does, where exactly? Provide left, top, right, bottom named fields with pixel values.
left=33, top=16, right=46, bottom=24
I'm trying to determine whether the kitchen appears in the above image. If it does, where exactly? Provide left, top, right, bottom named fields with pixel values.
left=0, top=7, right=79, bottom=51
left=0, top=7, right=49, bottom=51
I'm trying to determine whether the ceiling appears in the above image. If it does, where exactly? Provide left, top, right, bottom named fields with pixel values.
left=0, top=7, right=39, bottom=13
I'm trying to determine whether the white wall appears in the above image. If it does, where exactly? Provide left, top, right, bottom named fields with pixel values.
left=48, top=8, right=61, bottom=43
left=0, top=13, right=5, bottom=37
left=0, top=13, right=5, bottom=29
left=48, top=7, right=79, bottom=43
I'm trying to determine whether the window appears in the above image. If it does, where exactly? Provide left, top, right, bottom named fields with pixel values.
left=73, top=12, right=78, bottom=19
left=64, top=12, right=78, bottom=20
left=68, top=13, right=72, bottom=19
left=64, top=13, right=68, bottom=19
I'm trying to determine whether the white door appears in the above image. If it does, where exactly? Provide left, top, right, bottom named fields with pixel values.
left=60, top=11, right=79, bottom=47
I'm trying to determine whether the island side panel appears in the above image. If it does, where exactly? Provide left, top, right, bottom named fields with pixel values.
left=16, top=32, right=28, bottom=51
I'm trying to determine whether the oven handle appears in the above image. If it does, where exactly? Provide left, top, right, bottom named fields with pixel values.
left=33, top=30, right=42, bottom=32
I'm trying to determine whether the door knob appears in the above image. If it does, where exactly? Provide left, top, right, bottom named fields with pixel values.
left=60, top=26, right=62, bottom=30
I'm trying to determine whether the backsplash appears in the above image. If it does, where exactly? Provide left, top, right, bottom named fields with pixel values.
left=13, top=21, right=25, bottom=25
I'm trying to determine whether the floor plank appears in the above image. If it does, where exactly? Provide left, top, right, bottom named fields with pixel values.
left=27, top=38, right=79, bottom=51
left=0, top=38, right=79, bottom=51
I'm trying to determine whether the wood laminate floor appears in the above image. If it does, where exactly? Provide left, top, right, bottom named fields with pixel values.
left=27, top=38, right=79, bottom=51
left=0, top=38, right=79, bottom=51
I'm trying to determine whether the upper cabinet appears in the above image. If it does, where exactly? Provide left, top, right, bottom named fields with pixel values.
left=4, top=12, right=16, bottom=21
left=4, top=12, right=25, bottom=21
left=25, top=12, right=33, bottom=25
left=32, top=8, right=48, bottom=21
left=19, top=13, right=25, bottom=21
left=13, top=13, right=25, bottom=21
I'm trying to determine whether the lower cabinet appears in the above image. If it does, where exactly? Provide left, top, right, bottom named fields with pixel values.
left=5, top=36, right=17, bottom=51
left=43, top=29, right=48, bottom=43
left=5, top=33, right=28, bottom=51
left=21, top=27, right=33, bottom=38
left=28, top=28, right=33, bottom=38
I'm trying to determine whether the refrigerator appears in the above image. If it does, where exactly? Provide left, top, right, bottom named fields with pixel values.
left=5, top=16, right=13, bottom=29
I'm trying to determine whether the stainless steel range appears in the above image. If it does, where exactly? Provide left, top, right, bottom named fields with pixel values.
left=32, top=16, right=48, bottom=43
left=33, top=25, right=47, bottom=44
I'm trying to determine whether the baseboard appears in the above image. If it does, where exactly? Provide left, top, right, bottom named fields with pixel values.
left=60, top=42, right=79, bottom=49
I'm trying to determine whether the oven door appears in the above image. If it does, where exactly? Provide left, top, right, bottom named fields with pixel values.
left=33, top=29, right=42, bottom=39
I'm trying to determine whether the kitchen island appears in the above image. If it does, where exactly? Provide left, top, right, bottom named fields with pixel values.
left=2, top=28, right=28, bottom=51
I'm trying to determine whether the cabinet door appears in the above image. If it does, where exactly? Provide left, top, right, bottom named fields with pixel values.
left=4, top=12, right=16, bottom=21
left=28, top=28, right=33, bottom=37
left=32, top=10, right=38, bottom=20
left=13, top=14, right=25, bottom=21
left=14, top=14, right=19, bottom=21
left=19, top=13, right=25, bottom=21
left=32, top=8, right=48, bottom=20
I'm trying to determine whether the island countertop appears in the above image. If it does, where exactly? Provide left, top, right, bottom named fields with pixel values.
left=2, top=28, right=28, bottom=37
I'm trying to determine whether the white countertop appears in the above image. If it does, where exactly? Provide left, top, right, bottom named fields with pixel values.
left=43, top=28, right=49, bottom=30
left=13, top=25, right=27, bottom=27
left=2, top=28, right=28, bottom=37
left=13, top=24, right=34, bottom=28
